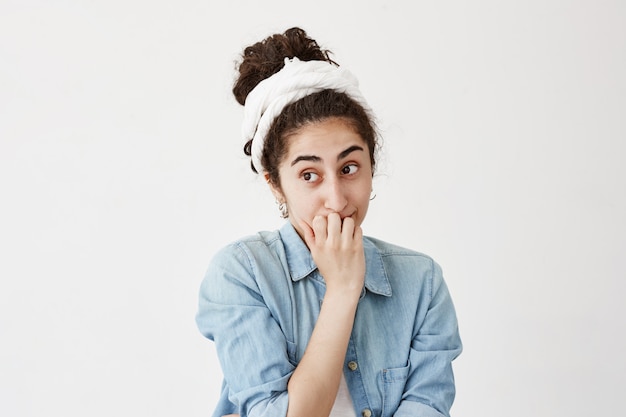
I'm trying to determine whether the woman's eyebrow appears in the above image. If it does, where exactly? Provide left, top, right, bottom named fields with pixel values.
left=291, top=155, right=321, bottom=166
left=338, top=145, right=364, bottom=161
left=290, top=145, right=364, bottom=166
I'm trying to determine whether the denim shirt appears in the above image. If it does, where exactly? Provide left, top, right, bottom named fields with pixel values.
left=196, top=222, right=462, bottom=417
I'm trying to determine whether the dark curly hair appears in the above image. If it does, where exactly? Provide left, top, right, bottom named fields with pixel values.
left=232, top=27, right=379, bottom=188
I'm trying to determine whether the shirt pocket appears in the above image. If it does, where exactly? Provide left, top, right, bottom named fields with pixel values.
left=380, top=361, right=410, bottom=417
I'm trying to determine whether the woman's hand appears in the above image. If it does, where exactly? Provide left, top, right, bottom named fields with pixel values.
left=301, top=213, right=365, bottom=296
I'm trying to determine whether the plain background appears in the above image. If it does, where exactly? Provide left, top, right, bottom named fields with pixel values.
left=1, top=1, right=625, bottom=416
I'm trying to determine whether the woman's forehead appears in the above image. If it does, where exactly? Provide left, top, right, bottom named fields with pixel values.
left=284, top=118, right=366, bottom=156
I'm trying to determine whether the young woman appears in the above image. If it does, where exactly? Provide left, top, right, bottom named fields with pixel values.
left=196, top=27, right=462, bottom=417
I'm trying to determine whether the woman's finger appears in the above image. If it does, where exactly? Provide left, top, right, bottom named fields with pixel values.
left=298, top=218, right=316, bottom=249
left=311, top=215, right=327, bottom=242
left=341, top=216, right=356, bottom=243
left=326, top=212, right=342, bottom=242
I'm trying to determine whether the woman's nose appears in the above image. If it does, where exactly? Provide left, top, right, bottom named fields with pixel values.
left=323, top=177, right=348, bottom=213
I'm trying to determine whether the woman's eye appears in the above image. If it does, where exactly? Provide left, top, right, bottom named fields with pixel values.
left=341, top=164, right=359, bottom=175
left=302, top=172, right=319, bottom=182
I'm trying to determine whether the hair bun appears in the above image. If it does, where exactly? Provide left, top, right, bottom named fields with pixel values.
left=232, top=27, right=336, bottom=105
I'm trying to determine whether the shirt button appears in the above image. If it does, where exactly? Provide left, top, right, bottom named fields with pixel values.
left=361, top=409, right=372, bottom=417
left=347, top=361, right=358, bottom=371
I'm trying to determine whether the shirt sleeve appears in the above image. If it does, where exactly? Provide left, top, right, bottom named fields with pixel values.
left=394, top=260, right=463, bottom=417
left=195, top=242, right=294, bottom=417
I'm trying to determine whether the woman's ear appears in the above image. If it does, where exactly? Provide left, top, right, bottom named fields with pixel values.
left=265, top=173, right=285, bottom=203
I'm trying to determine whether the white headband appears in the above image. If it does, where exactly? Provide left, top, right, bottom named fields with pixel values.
left=241, top=57, right=371, bottom=173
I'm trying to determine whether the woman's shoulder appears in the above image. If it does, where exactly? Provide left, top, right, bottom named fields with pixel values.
left=212, top=229, right=284, bottom=261
left=363, top=235, right=446, bottom=291
left=202, top=229, right=289, bottom=291
left=364, top=235, right=436, bottom=264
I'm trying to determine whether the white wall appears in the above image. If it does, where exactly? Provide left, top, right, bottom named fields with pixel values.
left=1, top=1, right=624, bottom=416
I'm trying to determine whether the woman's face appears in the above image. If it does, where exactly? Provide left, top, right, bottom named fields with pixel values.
left=269, top=117, right=373, bottom=241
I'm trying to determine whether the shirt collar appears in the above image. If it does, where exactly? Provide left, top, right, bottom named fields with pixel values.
left=279, top=222, right=392, bottom=297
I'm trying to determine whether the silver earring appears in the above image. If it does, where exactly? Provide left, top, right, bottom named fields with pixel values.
left=370, top=190, right=377, bottom=201
left=277, top=201, right=289, bottom=218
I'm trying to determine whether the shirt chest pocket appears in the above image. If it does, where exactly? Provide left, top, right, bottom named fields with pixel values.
left=380, top=361, right=410, bottom=417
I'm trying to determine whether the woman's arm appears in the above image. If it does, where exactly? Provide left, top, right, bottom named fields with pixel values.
left=393, top=261, right=462, bottom=417
left=286, top=213, right=365, bottom=417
